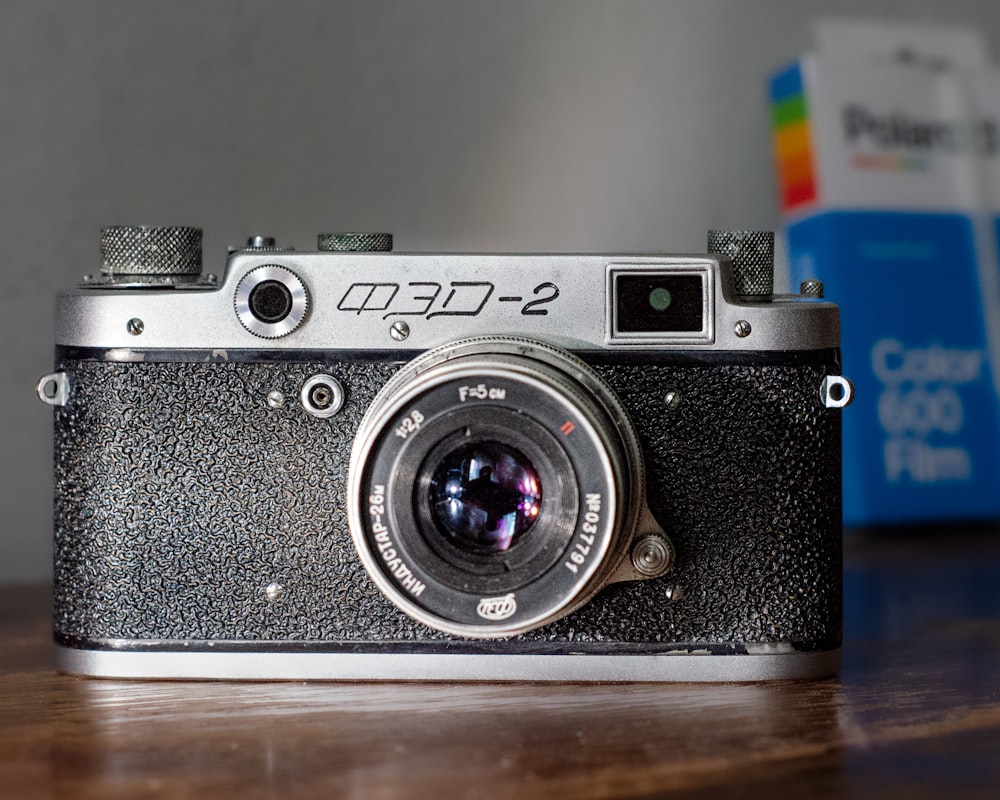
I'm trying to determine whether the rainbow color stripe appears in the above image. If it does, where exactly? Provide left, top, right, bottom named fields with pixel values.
left=771, top=64, right=817, bottom=212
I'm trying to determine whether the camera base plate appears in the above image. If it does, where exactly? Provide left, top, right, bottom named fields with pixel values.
left=55, top=643, right=840, bottom=682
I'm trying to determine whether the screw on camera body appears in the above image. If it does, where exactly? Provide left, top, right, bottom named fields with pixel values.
left=266, top=390, right=285, bottom=409
left=264, top=582, right=284, bottom=603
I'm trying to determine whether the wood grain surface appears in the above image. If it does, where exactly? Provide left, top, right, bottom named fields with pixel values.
left=2, top=535, right=999, bottom=799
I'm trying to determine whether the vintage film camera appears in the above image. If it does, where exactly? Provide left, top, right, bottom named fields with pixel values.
left=38, top=227, right=852, bottom=681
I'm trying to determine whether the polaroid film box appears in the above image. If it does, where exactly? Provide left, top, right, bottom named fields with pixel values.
left=770, top=28, right=1000, bottom=527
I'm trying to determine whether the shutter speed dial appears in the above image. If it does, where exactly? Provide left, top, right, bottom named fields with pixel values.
left=234, top=265, right=309, bottom=338
left=317, top=232, right=393, bottom=252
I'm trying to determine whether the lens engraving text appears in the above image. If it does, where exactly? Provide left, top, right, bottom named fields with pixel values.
left=368, top=486, right=425, bottom=597
left=476, top=594, right=517, bottom=621
left=458, top=384, right=507, bottom=402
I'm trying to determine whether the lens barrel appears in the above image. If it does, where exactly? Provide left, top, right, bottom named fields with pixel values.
left=347, top=337, right=648, bottom=638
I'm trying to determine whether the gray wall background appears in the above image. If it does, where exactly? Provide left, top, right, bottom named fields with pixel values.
left=4, top=0, right=999, bottom=584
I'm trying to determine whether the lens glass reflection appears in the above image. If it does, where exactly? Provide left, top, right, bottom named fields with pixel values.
left=428, top=441, right=543, bottom=554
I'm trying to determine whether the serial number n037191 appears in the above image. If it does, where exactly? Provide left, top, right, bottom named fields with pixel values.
left=565, top=493, right=602, bottom=574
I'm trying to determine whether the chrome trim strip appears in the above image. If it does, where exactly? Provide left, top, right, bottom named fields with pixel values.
left=55, top=645, right=840, bottom=682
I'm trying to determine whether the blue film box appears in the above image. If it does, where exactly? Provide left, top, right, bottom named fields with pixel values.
left=770, top=28, right=1000, bottom=527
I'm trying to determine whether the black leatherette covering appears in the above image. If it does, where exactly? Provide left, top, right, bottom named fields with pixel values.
left=52, top=353, right=842, bottom=653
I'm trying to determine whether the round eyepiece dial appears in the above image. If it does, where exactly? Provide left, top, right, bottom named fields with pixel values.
left=234, top=265, right=309, bottom=338
left=100, top=226, right=203, bottom=278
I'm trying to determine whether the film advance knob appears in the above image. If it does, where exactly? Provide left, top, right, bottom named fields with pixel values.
left=317, top=232, right=393, bottom=252
left=706, top=229, right=774, bottom=298
left=100, top=226, right=203, bottom=279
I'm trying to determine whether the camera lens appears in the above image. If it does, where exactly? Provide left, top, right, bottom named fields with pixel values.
left=347, top=337, right=648, bottom=638
left=427, top=441, right=542, bottom=555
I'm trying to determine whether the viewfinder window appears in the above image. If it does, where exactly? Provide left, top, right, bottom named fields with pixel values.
left=615, top=274, right=704, bottom=333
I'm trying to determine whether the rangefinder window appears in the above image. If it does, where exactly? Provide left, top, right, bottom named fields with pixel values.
left=614, top=274, right=704, bottom=333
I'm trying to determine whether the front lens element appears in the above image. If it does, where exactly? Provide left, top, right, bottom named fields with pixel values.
left=428, top=441, right=542, bottom=554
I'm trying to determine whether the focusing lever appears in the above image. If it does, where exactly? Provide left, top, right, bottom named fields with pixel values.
left=609, top=504, right=674, bottom=584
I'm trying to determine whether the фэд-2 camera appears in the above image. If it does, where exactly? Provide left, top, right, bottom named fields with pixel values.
left=38, top=227, right=852, bottom=681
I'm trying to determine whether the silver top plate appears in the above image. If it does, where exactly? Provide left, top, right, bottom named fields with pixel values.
left=56, top=252, right=840, bottom=352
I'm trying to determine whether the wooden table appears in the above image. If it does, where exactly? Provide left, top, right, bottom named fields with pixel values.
left=2, top=534, right=999, bottom=798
